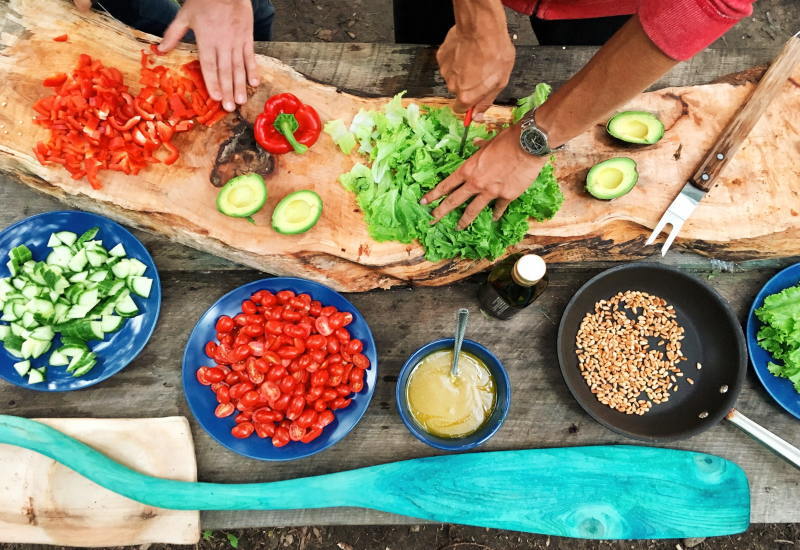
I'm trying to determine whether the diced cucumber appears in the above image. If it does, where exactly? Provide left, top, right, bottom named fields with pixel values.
left=13, top=360, right=30, bottom=376
left=6, top=260, right=17, bottom=276
left=88, top=270, right=109, bottom=282
left=0, top=325, right=8, bottom=340
left=76, top=227, right=99, bottom=246
left=27, top=367, right=45, bottom=384
left=111, top=259, right=131, bottom=279
left=29, top=264, right=47, bottom=285
left=86, top=249, right=108, bottom=267
left=29, top=298, right=54, bottom=317
left=21, top=284, right=40, bottom=299
left=54, top=302, right=69, bottom=324
left=65, top=284, right=85, bottom=304
left=49, top=349, right=69, bottom=366
left=46, top=246, right=73, bottom=268
left=10, top=245, right=32, bottom=265
left=11, top=278, right=25, bottom=290
left=30, top=325, right=54, bottom=341
left=71, top=358, right=96, bottom=377
left=129, top=276, right=152, bottom=298
left=56, top=231, right=78, bottom=246
left=67, top=249, right=88, bottom=272
left=9, top=323, right=29, bottom=338
left=114, top=294, right=139, bottom=317
left=101, top=315, right=123, bottom=333
left=67, top=304, right=94, bottom=319
left=19, top=311, right=37, bottom=329
left=127, top=258, right=148, bottom=277
left=69, top=271, right=89, bottom=283
left=47, top=233, right=61, bottom=247
left=108, top=243, right=126, bottom=257
left=78, top=288, right=100, bottom=308
left=22, top=338, right=50, bottom=359
left=4, top=334, right=23, bottom=358
left=2, top=302, right=18, bottom=321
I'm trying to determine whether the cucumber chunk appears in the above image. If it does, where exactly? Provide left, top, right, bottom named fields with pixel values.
left=13, top=360, right=31, bottom=377
left=27, top=367, right=45, bottom=384
left=108, top=243, right=126, bottom=257
left=55, top=231, right=78, bottom=246
left=129, top=276, right=153, bottom=298
left=115, top=294, right=139, bottom=317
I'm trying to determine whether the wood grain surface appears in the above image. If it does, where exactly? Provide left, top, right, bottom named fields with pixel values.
left=0, top=0, right=799, bottom=531
left=0, top=417, right=199, bottom=545
left=1, top=0, right=800, bottom=291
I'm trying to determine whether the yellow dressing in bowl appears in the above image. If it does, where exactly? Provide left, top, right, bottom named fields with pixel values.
left=405, top=350, right=496, bottom=438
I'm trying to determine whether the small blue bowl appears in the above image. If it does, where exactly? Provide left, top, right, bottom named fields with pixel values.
left=746, top=262, right=800, bottom=420
left=182, top=277, right=378, bottom=461
left=0, top=211, right=161, bottom=391
left=396, top=338, right=510, bottom=451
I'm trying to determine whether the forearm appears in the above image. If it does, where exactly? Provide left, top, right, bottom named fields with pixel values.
left=452, top=0, right=507, bottom=36
left=534, top=15, right=678, bottom=148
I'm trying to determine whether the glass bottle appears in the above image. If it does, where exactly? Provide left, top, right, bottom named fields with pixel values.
left=478, top=254, right=548, bottom=320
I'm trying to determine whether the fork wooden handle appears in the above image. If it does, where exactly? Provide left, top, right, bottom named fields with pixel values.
left=691, top=32, right=800, bottom=192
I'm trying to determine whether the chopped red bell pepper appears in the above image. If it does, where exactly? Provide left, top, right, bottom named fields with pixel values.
left=253, top=93, right=322, bottom=155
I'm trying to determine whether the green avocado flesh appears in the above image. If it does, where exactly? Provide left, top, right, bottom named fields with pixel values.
left=272, top=190, right=323, bottom=234
left=606, top=111, right=664, bottom=145
left=217, top=173, right=267, bottom=218
left=586, top=157, right=638, bottom=200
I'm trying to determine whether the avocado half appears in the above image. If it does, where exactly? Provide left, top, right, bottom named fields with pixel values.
left=607, top=111, right=664, bottom=145
left=216, top=173, right=268, bottom=220
left=272, top=190, right=323, bottom=234
left=586, top=157, right=638, bottom=200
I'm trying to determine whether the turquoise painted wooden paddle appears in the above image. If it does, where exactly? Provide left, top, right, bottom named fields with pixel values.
left=0, top=416, right=749, bottom=539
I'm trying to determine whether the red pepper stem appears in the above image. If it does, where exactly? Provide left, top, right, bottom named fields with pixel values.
left=274, top=113, right=308, bottom=154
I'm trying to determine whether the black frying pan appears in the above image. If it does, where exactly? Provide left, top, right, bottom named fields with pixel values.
left=557, top=263, right=800, bottom=467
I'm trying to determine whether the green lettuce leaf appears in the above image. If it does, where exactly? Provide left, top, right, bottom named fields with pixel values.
left=512, top=83, right=553, bottom=123
left=755, top=283, right=800, bottom=393
left=323, top=119, right=357, bottom=154
left=334, top=88, right=564, bottom=262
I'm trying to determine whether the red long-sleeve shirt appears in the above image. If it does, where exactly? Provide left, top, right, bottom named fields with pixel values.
left=502, top=0, right=756, bottom=60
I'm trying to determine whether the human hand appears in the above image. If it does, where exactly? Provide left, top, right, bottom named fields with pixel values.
left=436, top=22, right=515, bottom=119
left=420, top=125, right=545, bottom=229
left=72, top=0, right=91, bottom=12
left=158, top=0, right=260, bottom=112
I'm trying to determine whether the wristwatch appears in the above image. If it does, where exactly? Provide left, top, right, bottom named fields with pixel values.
left=518, top=108, right=562, bottom=156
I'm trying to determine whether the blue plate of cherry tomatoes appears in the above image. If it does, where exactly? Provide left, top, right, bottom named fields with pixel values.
left=182, top=277, right=378, bottom=461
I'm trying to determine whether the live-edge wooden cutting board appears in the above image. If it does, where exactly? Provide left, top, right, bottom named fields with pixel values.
left=1, top=0, right=799, bottom=291
left=0, top=417, right=200, bottom=546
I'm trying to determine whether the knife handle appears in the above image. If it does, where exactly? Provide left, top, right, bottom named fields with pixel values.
left=691, top=32, right=800, bottom=192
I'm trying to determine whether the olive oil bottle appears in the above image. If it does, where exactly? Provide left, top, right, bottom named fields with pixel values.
left=478, top=254, right=548, bottom=320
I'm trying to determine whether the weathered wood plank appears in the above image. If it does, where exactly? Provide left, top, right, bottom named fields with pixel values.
left=0, top=268, right=796, bottom=524
left=256, top=43, right=782, bottom=100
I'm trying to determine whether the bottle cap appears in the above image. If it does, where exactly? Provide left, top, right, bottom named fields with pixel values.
left=512, top=254, right=546, bottom=286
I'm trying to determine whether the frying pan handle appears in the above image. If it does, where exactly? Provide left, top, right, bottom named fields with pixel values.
left=726, top=409, right=800, bottom=470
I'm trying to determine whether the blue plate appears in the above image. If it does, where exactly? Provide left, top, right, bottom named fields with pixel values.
left=0, top=211, right=161, bottom=391
left=746, top=263, right=800, bottom=420
left=182, top=277, right=378, bottom=461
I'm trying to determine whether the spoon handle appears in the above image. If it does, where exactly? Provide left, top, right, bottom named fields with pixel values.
left=451, top=308, right=470, bottom=376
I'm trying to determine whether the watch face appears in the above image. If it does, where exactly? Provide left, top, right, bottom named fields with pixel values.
left=520, top=127, right=549, bottom=156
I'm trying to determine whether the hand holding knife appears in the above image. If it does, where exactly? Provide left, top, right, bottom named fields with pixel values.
left=458, top=107, right=474, bottom=157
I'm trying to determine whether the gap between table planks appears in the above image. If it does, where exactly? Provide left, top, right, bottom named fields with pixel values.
left=1, top=0, right=799, bottom=291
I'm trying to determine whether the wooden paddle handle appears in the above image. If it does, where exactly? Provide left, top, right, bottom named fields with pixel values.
left=691, top=32, right=800, bottom=192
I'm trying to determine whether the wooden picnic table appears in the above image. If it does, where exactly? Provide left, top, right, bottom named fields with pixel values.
left=0, top=42, right=798, bottom=531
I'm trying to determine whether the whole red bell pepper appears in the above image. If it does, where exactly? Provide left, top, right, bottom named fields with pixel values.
left=253, top=93, right=321, bottom=154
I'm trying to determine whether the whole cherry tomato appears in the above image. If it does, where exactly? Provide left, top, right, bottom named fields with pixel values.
left=234, top=313, right=249, bottom=326
left=239, top=390, right=261, bottom=410
left=265, top=320, right=283, bottom=335
left=273, top=393, right=291, bottom=411
left=278, top=375, right=296, bottom=393
left=315, top=410, right=335, bottom=429
left=326, top=337, right=340, bottom=354
left=286, top=396, right=306, bottom=420
left=248, top=340, right=265, bottom=357
left=296, top=408, right=317, bottom=428
left=261, top=292, right=277, bottom=307
left=301, top=427, right=323, bottom=443
left=349, top=379, right=364, bottom=393
left=242, top=300, right=257, bottom=315
left=282, top=308, right=302, bottom=322
left=254, top=422, right=276, bottom=438
left=309, top=301, right=322, bottom=317
left=225, top=371, right=242, bottom=385
left=306, top=334, right=326, bottom=349
left=216, top=385, right=231, bottom=404
left=230, top=381, right=254, bottom=399
left=276, top=290, right=295, bottom=304
left=346, top=339, right=363, bottom=354
left=329, top=314, right=344, bottom=330
left=216, top=316, right=235, bottom=333
left=231, top=422, right=255, bottom=439
left=314, top=399, right=328, bottom=412
left=204, top=341, right=218, bottom=358
left=335, top=328, right=350, bottom=342
left=205, top=367, right=225, bottom=383
left=272, top=427, right=290, bottom=447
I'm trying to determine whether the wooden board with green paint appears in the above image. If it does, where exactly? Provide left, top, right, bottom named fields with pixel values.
left=0, top=416, right=750, bottom=540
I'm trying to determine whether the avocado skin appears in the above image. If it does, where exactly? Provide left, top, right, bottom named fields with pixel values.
left=272, top=190, right=323, bottom=235
left=585, top=157, right=639, bottom=200
left=606, top=111, right=665, bottom=145
left=216, top=173, right=268, bottom=218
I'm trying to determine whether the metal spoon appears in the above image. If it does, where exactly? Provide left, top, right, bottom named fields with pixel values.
left=450, top=308, right=470, bottom=377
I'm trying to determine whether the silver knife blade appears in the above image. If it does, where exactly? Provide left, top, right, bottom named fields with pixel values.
left=645, top=182, right=706, bottom=256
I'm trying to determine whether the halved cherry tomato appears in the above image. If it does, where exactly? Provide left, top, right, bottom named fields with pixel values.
left=231, top=422, right=255, bottom=439
left=254, top=422, right=276, bottom=438
left=301, top=427, right=323, bottom=443
left=346, top=339, right=364, bottom=354
left=315, top=316, right=333, bottom=336
left=196, top=366, right=212, bottom=385
left=272, top=427, right=290, bottom=447
left=215, top=403, right=234, bottom=418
